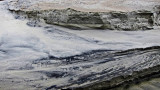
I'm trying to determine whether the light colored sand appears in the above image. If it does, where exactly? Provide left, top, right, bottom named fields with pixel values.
left=8, top=0, right=160, bottom=12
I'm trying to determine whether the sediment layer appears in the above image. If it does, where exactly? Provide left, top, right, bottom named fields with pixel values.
left=44, top=46, right=160, bottom=89
left=9, top=5, right=160, bottom=30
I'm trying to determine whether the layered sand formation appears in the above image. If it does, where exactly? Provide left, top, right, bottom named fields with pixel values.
left=8, top=0, right=160, bottom=30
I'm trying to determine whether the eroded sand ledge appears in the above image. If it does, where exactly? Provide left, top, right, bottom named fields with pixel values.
left=8, top=0, right=160, bottom=30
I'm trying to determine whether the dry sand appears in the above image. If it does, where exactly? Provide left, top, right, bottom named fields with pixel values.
left=9, top=0, right=160, bottom=12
